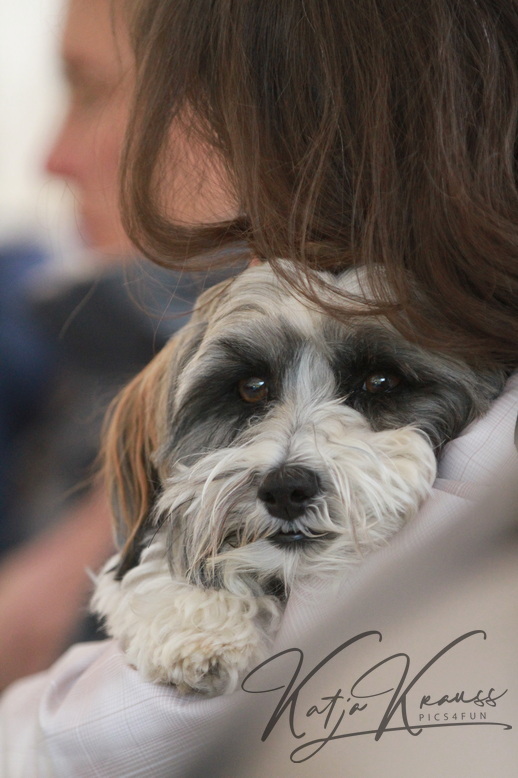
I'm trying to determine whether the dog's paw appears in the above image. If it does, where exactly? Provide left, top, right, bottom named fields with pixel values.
left=123, top=584, right=280, bottom=695
left=93, top=550, right=282, bottom=695
left=160, top=626, right=266, bottom=696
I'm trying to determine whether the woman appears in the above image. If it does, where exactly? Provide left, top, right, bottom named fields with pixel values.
left=1, top=2, right=518, bottom=775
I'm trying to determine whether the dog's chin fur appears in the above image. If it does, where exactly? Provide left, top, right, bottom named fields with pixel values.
left=92, top=263, right=505, bottom=695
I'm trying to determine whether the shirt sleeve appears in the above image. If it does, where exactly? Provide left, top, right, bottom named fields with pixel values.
left=0, top=640, right=242, bottom=778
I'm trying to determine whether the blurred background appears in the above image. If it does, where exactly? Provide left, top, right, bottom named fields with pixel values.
left=0, top=0, right=76, bottom=260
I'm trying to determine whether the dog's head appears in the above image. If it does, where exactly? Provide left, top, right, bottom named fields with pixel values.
left=104, top=263, right=505, bottom=593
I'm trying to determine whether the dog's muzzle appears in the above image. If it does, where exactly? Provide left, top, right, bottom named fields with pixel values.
left=258, top=465, right=330, bottom=546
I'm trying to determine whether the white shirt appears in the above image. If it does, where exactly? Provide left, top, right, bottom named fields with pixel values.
left=2, top=375, right=518, bottom=778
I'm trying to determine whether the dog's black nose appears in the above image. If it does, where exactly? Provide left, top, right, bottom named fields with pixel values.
left=258, top=466, right=320, bottom=520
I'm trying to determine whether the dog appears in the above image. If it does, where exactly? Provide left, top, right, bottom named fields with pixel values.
left=92, top=263, right=505, bottom=695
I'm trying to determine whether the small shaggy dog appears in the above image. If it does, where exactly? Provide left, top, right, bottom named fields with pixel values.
left=93, top=263, right=504, bottom=695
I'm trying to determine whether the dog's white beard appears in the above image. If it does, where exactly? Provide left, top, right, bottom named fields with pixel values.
left=93, top=401, right=436, bottom=695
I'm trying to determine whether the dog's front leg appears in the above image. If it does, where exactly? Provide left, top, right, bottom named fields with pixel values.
left=93, top=556, right=282, bottom=695
left=140, top=584, right=281, bottom=695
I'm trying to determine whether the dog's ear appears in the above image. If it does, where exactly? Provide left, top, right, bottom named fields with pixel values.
left=103, top=276, right=236, bottom=578
left=103, top=337, right=175, bottom=578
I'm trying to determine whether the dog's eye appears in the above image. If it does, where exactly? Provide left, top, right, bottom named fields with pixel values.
left=238, top=377, right=269, bottom=403
left=362, top=373, right=402, bottom=393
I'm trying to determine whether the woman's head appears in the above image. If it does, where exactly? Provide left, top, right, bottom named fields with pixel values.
left=121, top=0, right=518, bottom=367
left=46, top=0, right=134, bottom=253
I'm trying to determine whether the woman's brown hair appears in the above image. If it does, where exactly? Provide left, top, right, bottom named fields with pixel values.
left=121, top=0, right=518, bottom=369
